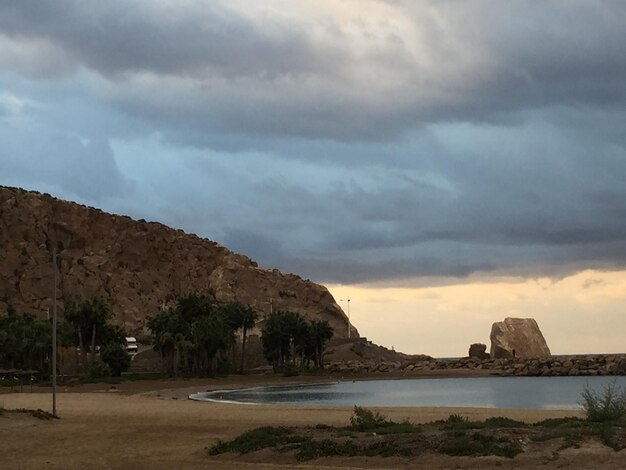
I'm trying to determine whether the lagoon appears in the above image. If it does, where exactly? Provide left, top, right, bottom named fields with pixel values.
left=190, top=376, right=626, bottom=409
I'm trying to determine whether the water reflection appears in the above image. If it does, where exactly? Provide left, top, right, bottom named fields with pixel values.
left=191, top=376, right=626, bottom=409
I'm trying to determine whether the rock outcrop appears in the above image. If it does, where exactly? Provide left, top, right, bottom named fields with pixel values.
left=382, top=354, right=626, bottom=377
left=468, top=343, right=489, bottom=359
left=490, top=317, right=551, bottom=359
left=0, top=186, right=356, bottom=337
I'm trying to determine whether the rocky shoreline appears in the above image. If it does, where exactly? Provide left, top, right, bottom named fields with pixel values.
left=326, top=354, right=626, bottom=377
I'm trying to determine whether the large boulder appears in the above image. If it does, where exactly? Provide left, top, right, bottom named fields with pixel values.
left=468, top=343, right=489, bottom=359
left=490, top=317, right=551, bottom=359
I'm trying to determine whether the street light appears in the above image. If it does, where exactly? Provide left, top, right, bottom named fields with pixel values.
left=339, top=298, right=351, bottom=338
left=52, top=248, right=58, bottom=417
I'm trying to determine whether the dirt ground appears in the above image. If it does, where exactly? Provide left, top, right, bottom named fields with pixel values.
left=1, top=375, right=625, bottom=469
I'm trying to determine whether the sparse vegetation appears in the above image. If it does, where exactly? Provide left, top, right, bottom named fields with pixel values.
left=348, top=406, right=420, bottom=434
left=294, top=439, right=359, bottom=461
left=83, top=359, right=111, bottom=380
left=208, top=400, right=626, bottom=464
left=580, top=381, right=626, bottom=423
left=208, top=426, right=307, bottom=455
left=294, top=438, right=419, bottom=461
left=436, top=414, right=525, bottom=431
left=439, top=431, right=522, bottom=458
left=349, top=405, right=390, bottom=430
left=531, top=416, right=587, bottom=447
left=0, top=408, right=58, bottom=420
left=208, top=409, right=529, bottom=462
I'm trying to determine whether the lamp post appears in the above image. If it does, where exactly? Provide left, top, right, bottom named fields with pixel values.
left=52, top=248, right=58, bottom=417
left=339, top=298, right=351, bottom=338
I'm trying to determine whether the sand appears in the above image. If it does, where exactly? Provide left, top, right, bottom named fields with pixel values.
left=1, top=377, right=625, bottom=469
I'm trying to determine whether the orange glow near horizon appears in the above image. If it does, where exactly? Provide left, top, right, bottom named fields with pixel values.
left=327, top=270, right=626, bottom=358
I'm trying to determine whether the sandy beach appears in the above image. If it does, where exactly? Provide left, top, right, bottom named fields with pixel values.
left=2, top=376, right=625, bottom=469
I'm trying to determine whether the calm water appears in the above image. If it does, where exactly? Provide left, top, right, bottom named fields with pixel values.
left=190, top=376, right=626, bottom=409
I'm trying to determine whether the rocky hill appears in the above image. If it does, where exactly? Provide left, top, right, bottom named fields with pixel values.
left=0, top=186, right=356, bottom=337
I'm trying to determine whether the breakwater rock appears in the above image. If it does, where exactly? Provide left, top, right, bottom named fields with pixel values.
left=325, top=354, right=626, bottom=377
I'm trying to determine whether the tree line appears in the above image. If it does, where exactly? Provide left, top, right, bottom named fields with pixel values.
left=146, top=294, right=334, bottom=377
left=261, top=310, right=333, bottom=372
left=0, top=300, right=130, bottom=378
left=1, top=293, right=335, bottom=380
left=0, top=309, right=51, bottom=373
left=146, top=293, right=258, bottom=377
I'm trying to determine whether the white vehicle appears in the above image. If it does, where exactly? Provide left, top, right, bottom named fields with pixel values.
left=125, top=337, right=138, bottom=354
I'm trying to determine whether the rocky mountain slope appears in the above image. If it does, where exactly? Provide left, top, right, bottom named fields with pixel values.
left=0, top=186, right=355, bottom=337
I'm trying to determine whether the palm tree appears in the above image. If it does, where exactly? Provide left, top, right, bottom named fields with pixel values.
left=261, top=311, right=289, bottom=370
left=237, top=306, right=258, bottom=373
left=309, top=320, right=334, bottom=368
left=88, top=298, right=110, bottom=364
left=147, top=309, right=183, bottom=376
left=63, top=300, right=87, bottom=369
left=191, top=311, right=233, bottom=376
left=261, top=310, right=307, bottom=371
left=64, top=298, right=111, bottom=366
left=219, top=302, right=259, bottom=374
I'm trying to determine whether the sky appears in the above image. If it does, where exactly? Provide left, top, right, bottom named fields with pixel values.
left=1, top=1, right=625, bottom=356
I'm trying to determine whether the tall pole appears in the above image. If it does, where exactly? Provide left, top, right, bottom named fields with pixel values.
left=52, top=248, right=57, bottom=417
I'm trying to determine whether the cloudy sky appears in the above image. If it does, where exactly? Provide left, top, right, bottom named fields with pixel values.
left=2, top=1, right=626, bottom=356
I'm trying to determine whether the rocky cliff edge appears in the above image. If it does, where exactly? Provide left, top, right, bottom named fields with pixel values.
left=0, top=186, right=356, bottom=337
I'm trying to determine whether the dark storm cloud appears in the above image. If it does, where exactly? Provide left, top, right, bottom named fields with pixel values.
left=1, top=1, right=625, bottom=141
left=0, top=0, right=342, bottom=78
left=177, top=120, right=626, bottom=283
left=1, top=1, right=626, bottom=284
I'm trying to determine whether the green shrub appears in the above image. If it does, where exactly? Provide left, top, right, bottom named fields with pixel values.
left=349, top=406, right=389, bottom=431
left=534, top=417, right=584, bottom=428
left=483, top=417, right=526, bottom=428
left=281, top=364, right=300, bottom=377
left=437, top=414, right=479, bottom=430
left=313, top=423, right=334, bottom=430
left=440, top=431, right=522, bottom=458
left=446, top=413, right=468, bottom=424
left=208, top=426, right=306, bottom=455
left=83, top=360, right=111, bottom=379
left=436, top=415, right=527, bottom=431
left=362, top=440, right=415, bottom=457
left=100, top=343, right=131, bottom=377
left=295, top=439, right=359, bottom=461
left=372, top=421, right=422, bottom=435
left=580, top=381, right=626, bottom=423
left=591, top=423, right=623, bottom=451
